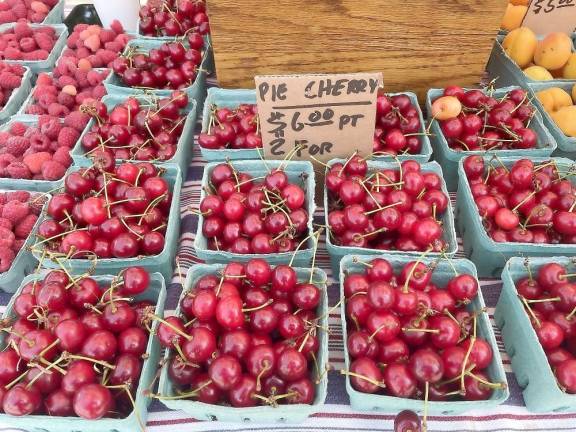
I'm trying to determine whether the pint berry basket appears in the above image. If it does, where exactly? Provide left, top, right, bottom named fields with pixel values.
left=194, top=159, right=316, bottom=267
left=0, top=23, right=68, bottom=73
left=31, top=162, right=182, bottom=281
left=70, top=93, right=197, bottom=177
left=42, top=0, right=65, bottom=24
left=0, top=271, right=167, bottom=432
left=425, top=86, right=556, bottom=191
left=324, top=159, right=458, bottom=278
left=157, top=263, right=329, bottom=423
left=200, top=87, right=259, bottom=162
left=0, top=65, right=32, bottom=124
left=455, top=156, right=576, bottom=278
left=0, top=190, right=48, bottom=293
left=340, top=253, right=509, bottom=414
left=496, top=256, right=576, bottom=412
left=104, top=37, right=211, bottom=107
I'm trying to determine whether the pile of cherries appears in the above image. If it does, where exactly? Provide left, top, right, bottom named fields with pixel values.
left=516, top=262, right=576, bottom=393
left=463, top=156, right=576, bottom=244
left=343, top=256, right=503, bottom=401
left=1, top=266, right=155, bottom=419
left=139, top=0, right=209, bottom=37
left=111, top=38, right=203, bottom=90
left=373, top=94, right=424, bottom=156
left=432, top=87, right=538, bottom=152
left=80, top=91, right=190, bottom=162
left=34, top=161, right=173, bottom=259
left=200, top=163, right=309, bottom=254
left=326, top=156, right=450, bottom=252
left=198, top=103, right=262, bottom=150
left=157, top=259, right=322, bottom=407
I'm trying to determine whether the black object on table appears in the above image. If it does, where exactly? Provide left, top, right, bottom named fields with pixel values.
left=63, top=4, right=102, bottom=32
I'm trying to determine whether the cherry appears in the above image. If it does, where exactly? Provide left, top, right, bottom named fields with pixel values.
left=556, top=359, right=576, bottom=393
left=3, top=384, right=41, bottom=416
left=394, top=410, right=422, bottom=432
left=120, top=266, right=150, bottom=295
left=384, top=363, right=417, bottom=398
left=81, top=330, right=118, bottom=361
left=409, top=349, right=444, bottom=383
left=229, top=375, right=258, bottom=407
left=61, top=360, right=97, bottom=394
left=73, top=384, right=113, bottom=419
left=349, top=357, right=383, bottom=393
left=183, top=327, right=216, bottom=363
left=286, top=378, right=315, bottom=404
left=45, top=390, right=74, bottom=416
left=168, top=356, right=197, bottom=386
left=118, top=327, right=148, bottom=355
left=208, top=354, right=242, bottom=390
left=55, top=319, right=87, bottom=353
left=535, top=321, right=565, bottom=350
left=0, top=349, right=22, bottom=383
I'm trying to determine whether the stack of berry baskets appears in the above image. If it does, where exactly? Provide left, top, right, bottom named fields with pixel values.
left=497, top=256, right=576, bottom=412
left=324, top=156, right=458, bottom=277
left=0, top=190, right=48, bottom=292
left=0, top=268, right=167, bottom=431
left=0, top=23, right=68, bottom=73
left=425, top=85, right=557, bottom=191
left=104, top=36, right=210, bottom=107
left=156, top=262, right=329, bottom=422
left=136, top=0, right=210, bottom=38
left=0, top=115, right=85, bottom=192
left=339, top=254, right=508, bottom=421
left=456, top=156, right=576, bottom=278
left=30, top=159, right=182, bottom=281
left=0, top=63, right=32, bottom=123
left=199, top=87, right=260, bottom=162
left=16, top=68, right=111, bottom=119
left=70, top=92, right=197, bottom=176
left=194, top=159, right=316, bottom=267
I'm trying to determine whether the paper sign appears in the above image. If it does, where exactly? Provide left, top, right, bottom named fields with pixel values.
left=522, top=0, right=576, bottom=35
left=255, top=72, right=382, bottom=164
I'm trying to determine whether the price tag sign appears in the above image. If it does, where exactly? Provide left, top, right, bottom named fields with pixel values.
left=522, top=0, right=576, bottom=35
left=255, top=72, right=382, bottom=164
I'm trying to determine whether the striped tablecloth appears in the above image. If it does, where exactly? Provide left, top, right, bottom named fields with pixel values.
left=2, top=78, right=576, bottom=432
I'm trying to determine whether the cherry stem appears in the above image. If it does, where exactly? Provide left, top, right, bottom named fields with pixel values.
left=340, top=370, right=385, bottom=388
left=468, top=371, right=506, bottom=389
left=423, top=381, right=429, bottom=432
left=65, top=353, right=116, bottom=370
left=402, top=327, right=440, bottom=334
left=524, top=258, right=533, bottom=282
left=352, top=257, right=373, bottom=268
left=519, top=296, right=541, bottom=327
left=337, top=151, right=359, bottom=177
left=26, top=356, right=66, bottom=389
left=402, top=249, right=432, bottom=294
left=525, top=297, right=561, bottom=303
left=5, top=369, right=29, bottom=390
left=566, top=305, right=576, bottom=321
left=441, top=250, right=459, bottom=276
left=511, top=191, right=537, bottom=213
left=368, top=323, right=391, bottom=342
left=255, top=362, right=271, bottom=391
left=147, top=314, right=192, bottom=341
left=364, top=200, right=403, bottom=216
left=242, top=298, right=274, bottom=313
left=459, top=315, right=477, bottom=392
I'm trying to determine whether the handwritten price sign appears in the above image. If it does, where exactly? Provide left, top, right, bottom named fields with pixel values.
left=522, top=0, right=576, bottom=35
left=255, top=72, right=382, bottom=164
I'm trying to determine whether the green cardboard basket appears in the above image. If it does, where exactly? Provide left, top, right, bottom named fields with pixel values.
left=0, top=270, right=166, bottom=432
left=158, top=263, right=329, bottom=423
left=0, top=66, right=32, bottom=124
left=496, top=256, right=576, bottom=412
left=340, top=254, right=509, bottom=414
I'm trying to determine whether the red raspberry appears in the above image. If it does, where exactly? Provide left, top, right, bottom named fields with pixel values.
left=12, top=3, right=27, bottom=19
left=4, top=47, right=22, bottom=60
left=9, top=122, right=27, bottom=136
left=52, top=146, right=72, bottom=167
left=0, top=71, right=21, bottom=90
left=6, top=191, right=30, bottom=203
left=6, top=162, right=31, bottom=179
left=15, top=213, right=37, bottom=239
left=30, top=133, right=51, bottom=152
left=57, top=92, right=75, bottom=109
left=99, top=29, right=115, bottom=44
left=67, top=32, right=79, bottom=49
left=0, top=132, right=9, bottom=146
left=36, top=73, right=52, bottom=86
left=86, top=69, right=104, bottom=86
left=74, top=69, right=89, bottom=88
left=23, top=50, right=49, bottom=61
left=19, top=37, right=36, bottom=53
left=96, top=49, right=117, bottom=67
left=57, top=75, right=76, bottom=88
left=2, top=200, right=29, bottom=223
left=47, top=103, right=69, bottom=117
left=0, top=154, right=16, bottom=168
left=0, top=11, right=17, bottom=24
left=40, top=119, right=61, bottom=140
left=57, top=127, right=79, bottom=148
left=26, top=105, right=45, bottom=115
left=110, top=19, right=124, bottom=34
left=30, top=12, right=47, bottom=23
left=33, top=32, right=54, bottom=52
left=74, top=24, right=89, bottom=33
left=37, top=93, right=57, bottom=109
left=41, top=160, right=66, bottom=180
left=35, top=26, right=55, bottom=38
left=87, top=54, right=103, bottom=68
left=37, top=115, right=53, bottom=128
left=92, top=85, right=106, bottom=100
left=0, top=226, right=14, bottom=249
left=0, top=218, right=12, bottom=231
left=64, top=111, right=89, bottom=131
left=76, top=47, right=90, bottom=59
left=6, top=136, right=29, bottom=157
left=0, top=246, right=15, bottom=272
left=103, top=41, right=123, bottom=53
left=23, top=151, right=51, bottom=174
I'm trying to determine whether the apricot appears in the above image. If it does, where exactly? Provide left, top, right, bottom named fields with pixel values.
left=551, top=106, right=576, bottom=137
left=534, top=33, right=573, bottom=70
left=572, top=84, right=576, bottom=104
left=501, top=4, right=528, bottom=31
left=537, top=88, right=573, bottom=112
left=524, top=65, right=554, bottom=81
left=503, top=27, right=537, bottom=68
left=431, top=96, right=462, bottom=120
left=563, top=53, right=576, bottom=79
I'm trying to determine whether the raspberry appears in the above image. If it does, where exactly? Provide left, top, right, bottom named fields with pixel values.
left=0, top=11, right=17, bottom=24
left=36, top=73, right=52, bottom=86
left=30, top=133, right=51, bottom=152
left=57, top=127, right=79, bottom=148
left=0, top=154, right=16, bottom=168
left=87, top=54, right=103, bottom=68
left=15, top=213, right=37, bottom=239
left=74, top=24, right=89, bottom=33
left=57, top=75, right=76, bottom=87
left=92, top=85, right=106, bottom=100
left=76, top=47, right=90, bottom=59
left=0, top=71, right=21, bottom=90
left=6, top=191, right=30, bottom=204
left=26, top=105, right=45, bottom=115
left=12, top=2, right=27, bottom=19
left=110, top=19, right=124, bottom=34
left=0, top=226, right=14, bottom=249
left=100, top=29, right=115, bottom=44
left=52, top=146, right=72, bottom=167
left=23, top=50, right=49, bottom=61
left=64, top=111, right=89, bottom=131
left=0, top=246, right=15, bottom=272
left=0, top=132, right=9, bottom=146
left=75, top=91, right=92, bottom=105
left=41, top=160, right=66, bottom=180
left=74, top=69, right=89, bottom=88
left=33, top=32, right=54, bottom=52
left=2, top=200, right=29, bottom=223
left=4, top=47, right=22, bottom=60
left=57, top=92, right=75, bottom=108
left=96, top=49, right=117, bottom=67
left=47, top=103, right=69, bottom=117
left=0, top=218, right=12, bottom=230
left=19, top=37, right=36, bottom=53
left=13, top=21, right=32, bottom=38
left=37, top=93, right=57, bottom=109
left=40, top=119, right=61, bottom=140
left=84, top=34, right=101, bottom=52
left=30, top=12, right=47, bottom=23
left=6, top=161, right=31, bottom=179
left=23, top=151, right=51, bottom=174
left=35, top=26, right=55, bottom=38
left=103, top=41, right=123, bottom=52
left=6, top=136, right=29, bottom=157
left=9, top=122, right=27, bottom=136
left=37, top=115, right=53, bottom=128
